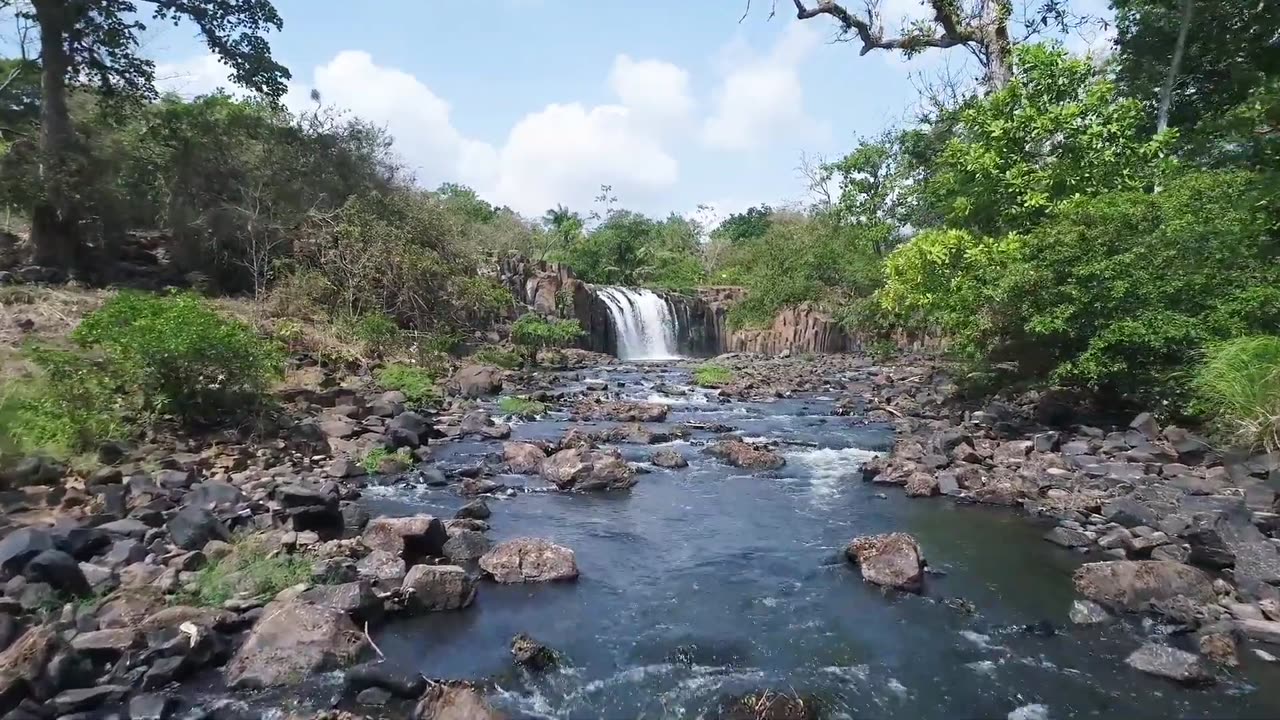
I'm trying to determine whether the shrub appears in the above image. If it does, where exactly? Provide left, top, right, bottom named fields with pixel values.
left=72, top=291, right=283, bottom=425
left=1, top=350, right=132, bottom=460
left=511, top=314, right=583, bottom=361
left=186, top=534, right=312, bottom=607
left=692, top=364, right=733, bottom=388
left=471, top=345, right=522, bottom=370
left=361, top=446, right=413, bottom=474
left=498, top=396, right=547, bottom=418
left=1192, top=336, right=1280, bottom=451
left=344, top=313, right=401, bottom=356
left=374, top=363, right=436, bottom=405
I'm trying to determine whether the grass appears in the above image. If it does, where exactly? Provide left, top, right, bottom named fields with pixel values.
left=498, top=395, right=547, bottom=418
left=1192, top=335, right=1280, bottom=452
left=374, top=363, right=437, bottom=405
left=471, top=345, right=522, bottom=370
left=184, top=533, right=312, bottom=607
left=692, top=363, right=733, bottom=388
left=362, top=446, right=413, bottom=474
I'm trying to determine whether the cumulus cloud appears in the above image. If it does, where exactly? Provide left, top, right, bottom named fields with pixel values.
left=608, top=54, right=694, bottom=128
left=701, top=23, right=823, bottom=151
left=155, top=54, right=240, bottom=96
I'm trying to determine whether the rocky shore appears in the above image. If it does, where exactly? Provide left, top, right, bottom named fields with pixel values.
left=0, top=349, right=1275, bottom=718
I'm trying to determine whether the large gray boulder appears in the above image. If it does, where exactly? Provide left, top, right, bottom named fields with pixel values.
left=1125, top=643, right=1214, bottom=685
left=479, top=538, right=578, bottom=584
left=361, top=515, right=448, bottom=561
left=539, top=447, right=636, bottom=491
left=224, top=599, right=367, bottom=689
left=402, top=565, right=476, bottom=611
left=1072, top=560, right=1215, bottom=612
left=845, top=533, right=924, bottom=593
left=451, top=365, right=503, bottom=398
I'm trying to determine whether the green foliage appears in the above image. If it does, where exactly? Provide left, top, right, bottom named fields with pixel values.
left=552, top=211, right=706, bottom=290
left=186, top=534, right=311, bottom=607
left=692, top=364, right=733, bottom=388
left=361, top=446, right=413, bottom=474
left=374, top=364, right=437, bottom=405
left=343, top=313, right=401, bottom=356
left=72, top=291, right=283, bottom=424
left=1, top=351, right=133, bottom=460
left=471, top=345, right=522, bottom=370
left=926, top=44, right=1173, bottom=236
left=511, top=314, right=584, bottom=350
left=821, top=132, right=908, bottom=255
left=498, top=396, right=547, bottom=418
left=713, top=206, right=773, bottom=244
left=1192, top=336, right=1280, bottom=452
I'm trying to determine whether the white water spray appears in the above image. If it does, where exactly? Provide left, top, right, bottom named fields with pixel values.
left=597, top=286, right=680, bottom=361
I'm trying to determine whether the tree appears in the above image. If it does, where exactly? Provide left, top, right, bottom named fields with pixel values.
left=713, top=205, right=773, bottom=244
left=1154, top=0, right=1193, bottom=134
left=19, top=0, right=290, bottom=270
left=758, top=0, right=1087, bottom=89
left=821, top=131, right=907, bottom=255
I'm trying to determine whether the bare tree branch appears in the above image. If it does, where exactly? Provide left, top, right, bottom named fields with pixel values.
left=0, top=66, right=20, bottom=96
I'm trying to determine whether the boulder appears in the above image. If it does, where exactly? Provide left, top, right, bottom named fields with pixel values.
left=1233, top=618, right=1280, bottom=645
left=1124, top=643, right=1214, bottom=685
left=455, top=499, right=491, bottom=520
left=442, top=531, right=492, bottom=563
left=361, top=515, right=448, bottom=561
left=414, top=683, right=505, bottom=719
left=502, top=442, right=546, bottom=474
left=1044, top=527, right=1092, bottom=549
left=0, top=528, right=54, bottom=574
left=0, top=625, right=59, bottom=706
left=845, top=533, right=924, bottom=593
left=583, top=401, right=668, bottom=422
left=705, top=439, right=785, bottom=471
left=510, top=633, right=557, bottom=671
left=224, top=599, right=367, bottom=689
left=1068, top=599, right=1111, bottom=625
left=166, top=506, right=230, bottom=551
left=357, top=550, right=406, bottom=585
left=904, top=473, right=940, bottom=498
left=479, top=538, right=579, bottom=583
left=24, top=550, right=89, bottom=596
left=69, top=628, right=142, bottom=658
left=451, top=365, right=504, bottom=398
left=650, top=449, right=688, bottom=469
left=539, top=447, right=636, bottom=491
left=299, top=581, right=382, bottom=622
left=1072, top=561, right=1215, bottom=612
left=3, top=456, right=64, bottom=487
left=402, top=565, right=476, bottom=611
left=51, top=685, right=129, bottom=714
left=345, top=661, right=427, bottom=698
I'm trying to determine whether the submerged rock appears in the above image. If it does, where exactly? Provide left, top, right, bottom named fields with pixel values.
left=414, top=682, right=505, bottom=719
left=1124, top=643, right=1214, bottom=685
left=714, top=691, right=821, bottom=720
left=845, top=533, right=924, bottom=593
left=479, top=538, right=578, bottom=583
left=706, top=439, right=785, bottom=471
left=1068, top=599, right=1111, bottom=625
left=1072, top=561, right=1214, bottom=612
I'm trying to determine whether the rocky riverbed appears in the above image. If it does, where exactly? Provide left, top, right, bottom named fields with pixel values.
left=1, top=352, right=1279, bottom=719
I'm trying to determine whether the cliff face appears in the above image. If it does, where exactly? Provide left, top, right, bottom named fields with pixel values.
left=499, top=256, right=909, bottom=358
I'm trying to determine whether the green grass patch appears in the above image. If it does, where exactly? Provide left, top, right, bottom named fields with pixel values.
left=374, top=363, right=437, bottom=405
left=185, top=534, right=311, bottom=607
left=471, top=345, right=522, bottom=370
left=498, top=395, right=547, bottom=418
left=1192, top=335, right=1280, bottom=452
left=692, top=364, right=733, bottom=388
left=362, top=446, right=414, bottom=474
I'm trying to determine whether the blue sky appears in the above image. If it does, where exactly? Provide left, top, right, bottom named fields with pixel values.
left=144, top=0, right=1113, bottom=223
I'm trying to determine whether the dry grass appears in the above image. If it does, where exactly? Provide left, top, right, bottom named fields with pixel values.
left=0, top=286, right=111, bottom=378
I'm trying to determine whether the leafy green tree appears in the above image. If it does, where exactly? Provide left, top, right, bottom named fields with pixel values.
left=821, top=132, right=908, bottom=256
left=17, top=0, right=290, bottom=269
left=925, top=43, right=1172, bottom=237
left=713, top=206, right=772, bottom=244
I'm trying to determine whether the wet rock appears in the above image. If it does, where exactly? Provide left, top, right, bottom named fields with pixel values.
left=166, top=506, right=230, bottom=551
left=1068, top=599, right=1111, bottom=625
left=1234, top=618, right=1280, bottom=645
left=1072, top=561, right=1215, bottom=612
left=1198, top=626, right=1239, bottom=666
left=224, top=599, right=367, bottom=689
left=442, top=531, right=491, bottom=564
left=358, top=686, right=392, bottom=706
left=455, top=499, right=491, bottom=520
left=356, top=550, right=407, bottom=585
left=1125, top=643, right=1214, bottom=685
left=845, top=533, right=924, bottom=593
left=299, top=581, right=382, bottom=622
left=1008, top=704, right=1051, bottom=720
left=479, top=538, right=579, bottom=583
left=705, top=439, right=785, bottom=471
left=650, top=449, right=688, bottom=469
left=345, top=661, right=427, bottom=698
left=510, top=633, right=558, bottom=671
left=502, top=442, right=547, bottom=474
left=581, top=401, right=668, bottom=422
left=451, top=364, right=504, bottom=398
left=459, top=411, right=511, bottom=440
left=128, top=693, right=173, bottom=720
left=904, top=473, right=940, bottom=498
left=413, top=682, right=505, bottom=719
left=460, top=477, right=505, bottom=496
left=361, top=515, right=448, bottom=561
left=539, top=446, right=636, bottom=491
left=402, top=565, right=476, bottom=611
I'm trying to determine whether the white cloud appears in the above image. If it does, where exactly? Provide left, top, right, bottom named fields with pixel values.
left=701, top=23, right=823, bottom=151
left=608, top=54, right=694, bottom=128
left=155, top=54, right=240, bottom=97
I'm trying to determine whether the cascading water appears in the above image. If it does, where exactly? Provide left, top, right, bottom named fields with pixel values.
left=597, top=286, right=680, bottom=361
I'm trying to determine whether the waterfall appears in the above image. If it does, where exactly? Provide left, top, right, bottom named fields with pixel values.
left=597, top=287, right=681, bottom=361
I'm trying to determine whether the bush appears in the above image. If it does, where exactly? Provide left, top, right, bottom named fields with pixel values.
left=692, top=364, right=733, bottom=388
left=374, top=363, right=437, bottom=405
left=471, top=345, right=522, bottom=370
left=498, top=396, right=547, bottom=418
left=1192, top=336, right=1280, bottom=451
left=72, top=291, right=283, bottom=425
left=186, top=534, right=312, bottom=606
left=343, top=313, right=401, bottom=356
left=511, top=314, right=584, bottom=357
left=1, top=349, right=132, bottom=460
left=361, top=446, right=413, bottom=474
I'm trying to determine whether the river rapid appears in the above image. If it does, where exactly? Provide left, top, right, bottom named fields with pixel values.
left=359, top=361, right=1280, bottom=719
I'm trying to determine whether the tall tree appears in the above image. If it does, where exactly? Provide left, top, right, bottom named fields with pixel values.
left=19, top=0, right=290, bottom=270
left=1154, top=0, right=1193, bottom=133
left=755, top=0, right=1085, bottom=89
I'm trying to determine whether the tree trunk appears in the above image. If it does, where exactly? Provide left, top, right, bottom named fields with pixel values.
left=1156, top=0, right=1195, bottom=133
left=981, top=1, right=1013, bottom=90
left=30, top=0, right=78, bottom=270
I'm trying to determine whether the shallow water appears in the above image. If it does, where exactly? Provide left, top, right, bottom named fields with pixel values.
left=365, top=362, right=1280, bottom=719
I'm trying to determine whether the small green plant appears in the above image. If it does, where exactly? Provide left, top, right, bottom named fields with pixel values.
left=471, top=345, right=522, bottom=370
left=374, top=363, right=437, bottom=405
left=186, top=534, right=311, bottom=607
left=2, top=349, right=133, bottom=459
left=361, top=446, right=413, bottom=474
left=498, top=395, right=547, bottom=418
left=1192, top=336, right=1280, bottom=452
left=510, top=314, right=583, bottom=364
left=345, top=313, right=401, bottom=356
left=692, top=363, right=733, bottom=388
left=867, top=339, right=898, bottom=363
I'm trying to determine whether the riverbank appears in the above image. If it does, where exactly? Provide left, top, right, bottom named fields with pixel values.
left=0, top=350, right=1278, bottom=719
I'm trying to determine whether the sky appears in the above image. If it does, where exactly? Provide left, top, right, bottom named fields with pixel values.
left=140, top=0, right=1115, bottom=223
